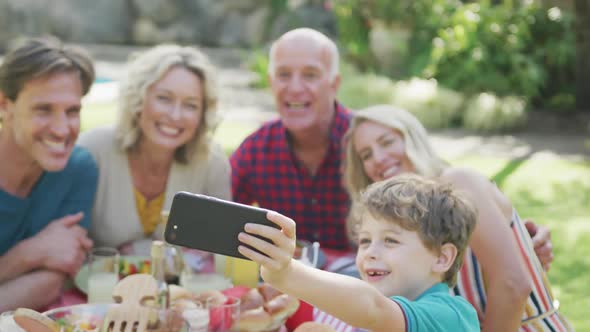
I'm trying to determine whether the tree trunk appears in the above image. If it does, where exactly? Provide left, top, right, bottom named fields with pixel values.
left=576, top=0, right=590, bottom=111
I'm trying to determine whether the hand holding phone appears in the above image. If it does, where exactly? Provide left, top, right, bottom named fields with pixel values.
left=164, top=192, right=279, bottom=260
left=237, top=211, right=298, bottom=283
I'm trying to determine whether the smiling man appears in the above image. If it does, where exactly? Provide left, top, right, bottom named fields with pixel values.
left=0, top=37, right=97, bottom=311
left=230, top=28, right=351, bottom=250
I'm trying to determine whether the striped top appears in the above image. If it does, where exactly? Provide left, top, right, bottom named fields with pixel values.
left=454, top=209, right=573, bottom=331
left=313, top=307, right=356, bottom=332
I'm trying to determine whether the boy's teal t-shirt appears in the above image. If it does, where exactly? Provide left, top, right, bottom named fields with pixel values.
left=391, top=283, right=480, bottom=332
left=0, top=146, right=98, bottom=256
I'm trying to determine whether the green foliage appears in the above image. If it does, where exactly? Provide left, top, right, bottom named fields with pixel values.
left=331, top=0, right=575, bottom=111
left=337, top=73, right=396, bottom=110
left=427, top=4, right=542, bottom=96
left=213, top=120, right=260, bottom=156
left=338, top=72, right=465, bottom=129
left=391, top=78, right=464, bottom=129
left=332, top=0, right=374, bottom=70
left=463, top=92, right=527, bottom=132
left=527, top=5, right=576, bottom=109
left=247, top=49, right=270, bottom=89
left=80, top=102, right=117, bottom=132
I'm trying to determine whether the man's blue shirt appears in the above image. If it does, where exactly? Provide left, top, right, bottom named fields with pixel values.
left=0, top=146, right=98, bottom=255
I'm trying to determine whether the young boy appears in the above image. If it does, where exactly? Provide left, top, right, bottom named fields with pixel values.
left=238, top=174, right=480, bottom=331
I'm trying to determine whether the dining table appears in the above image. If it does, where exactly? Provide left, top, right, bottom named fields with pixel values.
left=43, top=247, right=357, bottom=332
left=53, top=247, right=356, bottom=309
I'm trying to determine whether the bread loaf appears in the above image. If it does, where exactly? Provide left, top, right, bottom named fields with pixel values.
left=237, top=284, right=300, bottom=332
left=240, top=288, right=265, bottom=311
left=264, top=293, right=300, bottom=324
left=237, top=306, right=273, bottom=331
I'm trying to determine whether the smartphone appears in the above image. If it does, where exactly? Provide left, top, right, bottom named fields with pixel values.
left=164, top=192, right=278, bottom=260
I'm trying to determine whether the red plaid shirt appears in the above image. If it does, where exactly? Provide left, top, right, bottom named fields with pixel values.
left=230, top=104, right=352, bottom=250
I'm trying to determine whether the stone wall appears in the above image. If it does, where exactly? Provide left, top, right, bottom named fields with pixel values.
left=0, top=0, right=336, bottom=49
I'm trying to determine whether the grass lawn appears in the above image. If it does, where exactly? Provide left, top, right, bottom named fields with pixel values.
left=81, top=103, right=589, bottom=330
left=80, top=102, right=117, bottom=132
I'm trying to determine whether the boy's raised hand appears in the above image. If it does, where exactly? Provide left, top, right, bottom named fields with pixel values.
left=238, top=211, right=297, bottom=284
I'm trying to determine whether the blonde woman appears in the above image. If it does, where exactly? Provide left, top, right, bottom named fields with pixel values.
left=78, top=45, right=230, bottom=254
left=344, top=105, right=571, bottom=331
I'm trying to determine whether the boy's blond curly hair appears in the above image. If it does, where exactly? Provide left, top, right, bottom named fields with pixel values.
left=349, top=173, right=477, bottom=286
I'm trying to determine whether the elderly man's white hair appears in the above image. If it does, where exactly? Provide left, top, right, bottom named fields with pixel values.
left=267, top=28, right=340, bottom=81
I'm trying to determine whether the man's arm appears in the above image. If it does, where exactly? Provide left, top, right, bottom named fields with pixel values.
left=0, top=238, right=45, bottom=283
left=0, top=270, right=66, bottom=312
left=238, top=212, right=404, bottom=332
left=0, top=213, right=91, bottom=283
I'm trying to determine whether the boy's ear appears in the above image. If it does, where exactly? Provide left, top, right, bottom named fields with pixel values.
left=432, top=243, right=458, bottom=274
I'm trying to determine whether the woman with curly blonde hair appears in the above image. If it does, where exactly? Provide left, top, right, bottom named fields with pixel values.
left=78, top=44, right=230, bottom=254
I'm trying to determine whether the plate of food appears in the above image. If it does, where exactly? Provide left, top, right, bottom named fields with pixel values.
left=74, top=256, right=150, bottom=294
left=44, top=303, right=190, bottom=332
left=44, top=304, right=108, bottom=332
left=231, top=283, right=300, bottom=332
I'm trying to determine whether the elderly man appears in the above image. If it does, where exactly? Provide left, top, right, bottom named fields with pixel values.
left=231, top=28, right=351, bottom=250
left=0, top=37, right=97, bottom=310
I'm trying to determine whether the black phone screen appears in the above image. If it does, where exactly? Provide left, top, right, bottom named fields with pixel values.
left=164, top=192, right=278, bottom=260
